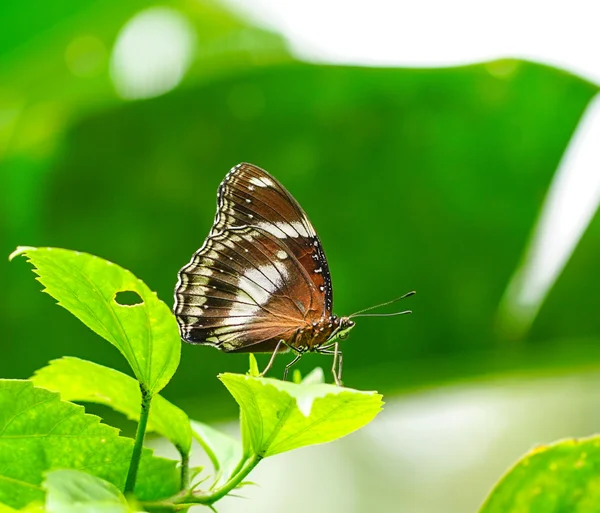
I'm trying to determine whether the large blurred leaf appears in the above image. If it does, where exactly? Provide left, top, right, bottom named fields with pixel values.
left=0, top=0, right=290, bottom=295
left=4, top=59, right=600, bottom=420
left=32, top=357, right=191, bottom=454
left=480, top=437, right=600, bottom=512
left=0, top=380, right=179, bottom=509
left=11, top=247, right=180, bottom=396
left=0, top=0, right=290, bottom=161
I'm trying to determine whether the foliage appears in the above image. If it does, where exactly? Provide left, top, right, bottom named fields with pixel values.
left=10, top=247, right=180, bottom=396
left=221, top=371, right=383, bottom=457
left=32, top=357, right=192, bottom=455
left=0, top=380, right=179, bottom=509
left=4, top=4, right=600, bottom=505
left=480, top=437, right=600, bottom=512
left=4, top=247, right=383, bottom=511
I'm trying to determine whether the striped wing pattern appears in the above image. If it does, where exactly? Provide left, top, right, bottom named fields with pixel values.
left=174, top=163, right=333, bottom=352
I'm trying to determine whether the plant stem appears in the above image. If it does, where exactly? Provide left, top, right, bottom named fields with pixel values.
left=125, top=384, right=152, bottom=494
left=178, top=453, right=262, bottom=506
left=179, top=448, right=190, bottom=490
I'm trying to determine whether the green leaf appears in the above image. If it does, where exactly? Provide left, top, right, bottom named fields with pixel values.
left=218, top=373, right=383, bottom=458
left=0, top=380, right=179, bottom=510
left=31, top=357, right=192, bottom=455
left=10, top=247, right=180, bottom=395
left=44, top=470, right=131, bottom=513
left=480, top=436, right=600, bottom=512
left=190, top=421, right=242, bottom=485
left=0, top=504, right=18, bottom=512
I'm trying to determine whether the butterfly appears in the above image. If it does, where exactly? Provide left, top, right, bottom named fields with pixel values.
left=174, top=163, right=413, bottom=385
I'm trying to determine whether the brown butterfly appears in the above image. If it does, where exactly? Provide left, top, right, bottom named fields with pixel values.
left=174, top=163, right=413, bottom=385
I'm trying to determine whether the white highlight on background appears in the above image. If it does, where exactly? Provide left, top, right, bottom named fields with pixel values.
left=220, top=0, right=600, bottom=84
left=110, top=7, right=195, bottom=100
left=498, top=93, right=600, bottom=335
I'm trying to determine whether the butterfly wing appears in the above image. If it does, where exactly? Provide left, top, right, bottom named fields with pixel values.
left=174, top=163, right=333, bottom=352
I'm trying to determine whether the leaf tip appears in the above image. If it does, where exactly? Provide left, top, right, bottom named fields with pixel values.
left=8, top=246, right=37, bottom=261
left=301, top=367, right=325, bottom=385
left=292, top=369, right=302, bottom=384
left=248, top=354, right=260, bottom=377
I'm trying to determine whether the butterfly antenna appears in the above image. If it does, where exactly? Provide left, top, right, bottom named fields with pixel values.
left=349, top=291, right=415, bottom=318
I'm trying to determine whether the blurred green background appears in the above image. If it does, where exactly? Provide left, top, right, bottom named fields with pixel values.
left=3, top=1, right=600, bottom=511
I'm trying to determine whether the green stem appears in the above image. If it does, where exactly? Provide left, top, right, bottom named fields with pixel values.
left=178, top=453, right=262, bottom=505
left=179, top=448, right=190, bottom=490
left=125, top=384, right=152, bottom=494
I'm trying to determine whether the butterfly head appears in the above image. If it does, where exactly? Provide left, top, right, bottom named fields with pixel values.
left=330, top=316, right=355, bottom=342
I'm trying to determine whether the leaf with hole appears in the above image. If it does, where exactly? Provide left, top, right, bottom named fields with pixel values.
left=219, top=373, right=383, bottom=458
left=10, top=247, right=180, bottom=395
left=44, top=470, right=132, bottom=513
left=480, top=436, right=600, bottom=512
left=32, top=357, right=192, bottom=455
left=0, top=380, right=179, bottom=509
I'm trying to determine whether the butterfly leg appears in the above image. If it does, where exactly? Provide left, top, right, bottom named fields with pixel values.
left=332, top=342, right=343, bottom=386
left=318, top=343, right=343, bottom=386
left=260, top=339, right=285, bottom=377
left=283, top=352, right=303, bottom=381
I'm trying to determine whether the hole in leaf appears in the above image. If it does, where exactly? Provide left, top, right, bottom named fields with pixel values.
left=115, top=290, right=143, bottom=306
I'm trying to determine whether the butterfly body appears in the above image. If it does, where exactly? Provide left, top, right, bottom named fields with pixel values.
left=174, top=163, right=356, bottom=383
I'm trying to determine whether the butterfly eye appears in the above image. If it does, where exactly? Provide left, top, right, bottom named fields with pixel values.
left=339, top=332, right=348, bottom=340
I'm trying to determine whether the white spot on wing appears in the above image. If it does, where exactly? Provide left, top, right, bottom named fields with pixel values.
left=249, top=176, right=270, bottom=187
left=239, top=263, right=289, bottom=305
left=228, top=300, right=261, bottom=317
left=257, top=220, right=310, bottom=238
left=277, top=250, right=288, bottom=260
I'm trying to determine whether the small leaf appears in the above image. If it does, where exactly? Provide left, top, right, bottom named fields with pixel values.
left=219, top=373, right=383, bottom=458
left=247, top=355, right=259, bottom=377
left=301, top=367, right=325, bottom=385
left=0, top=380, right=179, bottom=510
left=480, top=436, right=600, bottom=512
left=44, top=470, right=131, bottom=513
left=32, top=357, right=192, bottom=455
left=10, top=247, right=180, bottom=395
left=191, top=421, right=243, bottom=485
